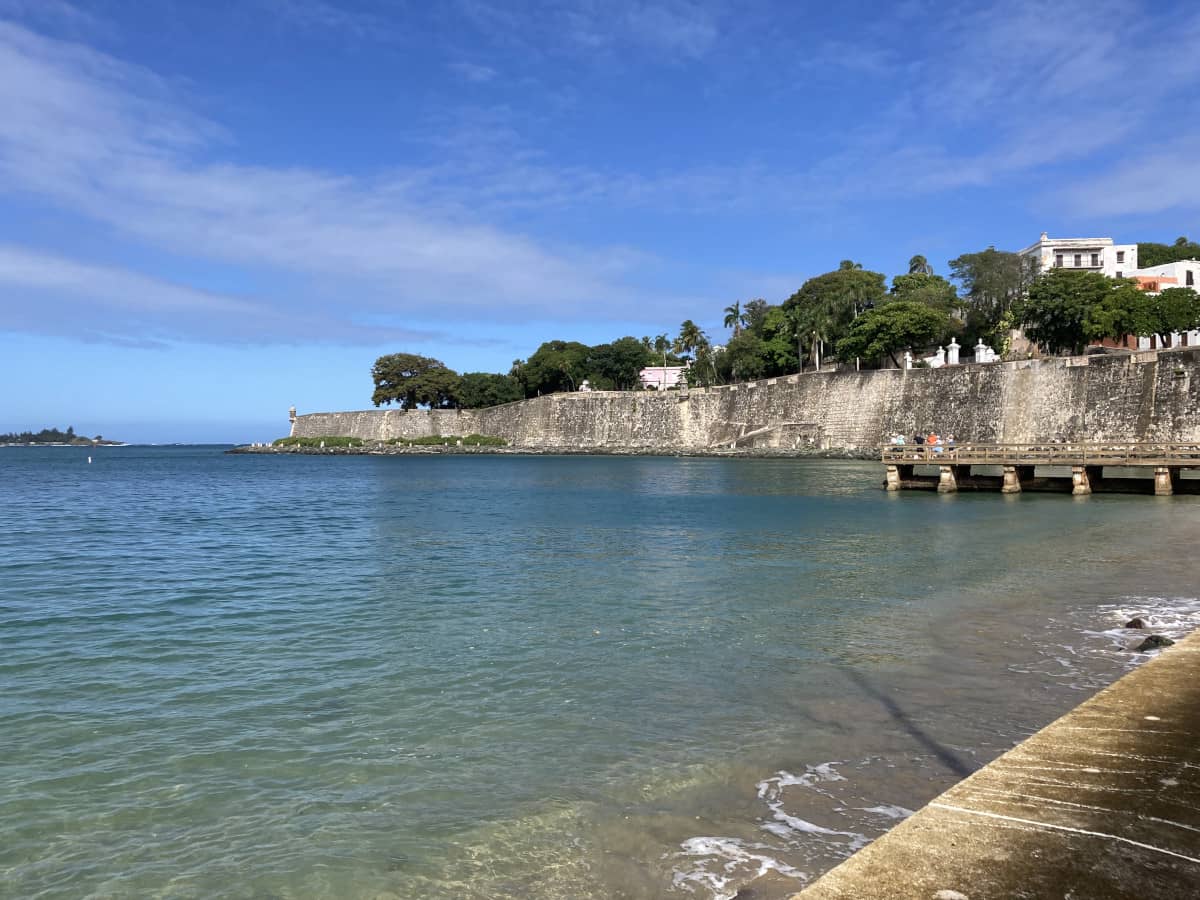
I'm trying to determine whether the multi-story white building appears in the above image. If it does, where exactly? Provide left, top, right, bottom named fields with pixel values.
left=1018, top=232, right=1139, bottom=279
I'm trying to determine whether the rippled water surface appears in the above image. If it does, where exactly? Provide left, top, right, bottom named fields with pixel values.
left=3, top=446, right=1199, bottom=899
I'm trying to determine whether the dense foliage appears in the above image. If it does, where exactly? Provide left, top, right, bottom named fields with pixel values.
left=837, top=302, right=950, bottom=368
left=1138, top=236, right=1200, bottom=269
left=1016, top=271, right=1200, bottom=355
left=948, top=247, right=1038, bottom=348
left=0, top=426, right=104, bottom=444
left=366, top=233, right=1200, bottom=405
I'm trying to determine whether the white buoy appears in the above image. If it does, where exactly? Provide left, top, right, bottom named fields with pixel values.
left=87, top=456, right=92, bottom=464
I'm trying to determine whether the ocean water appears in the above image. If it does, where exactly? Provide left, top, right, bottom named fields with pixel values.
left=3, top=446, right=1199, bottom=899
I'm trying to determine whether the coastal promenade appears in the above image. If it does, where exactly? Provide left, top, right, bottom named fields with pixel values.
left=882, top=442, right=1200, bottom=494
left=793, top=629, right=1200, bottom=899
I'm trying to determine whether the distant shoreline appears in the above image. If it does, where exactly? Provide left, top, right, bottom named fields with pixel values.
left=0, top=441, right=126, bottom=448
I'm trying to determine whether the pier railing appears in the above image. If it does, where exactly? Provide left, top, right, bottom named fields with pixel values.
left=880, top=442, right=1200, bottom=467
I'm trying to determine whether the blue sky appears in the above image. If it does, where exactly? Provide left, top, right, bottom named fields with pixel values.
left=2, top=0, right=1199, bottom=442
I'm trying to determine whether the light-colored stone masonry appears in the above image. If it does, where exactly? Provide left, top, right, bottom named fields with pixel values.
left=290, top=347, right=1200, bottom=450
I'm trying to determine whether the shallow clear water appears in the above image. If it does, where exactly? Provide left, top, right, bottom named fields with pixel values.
left=2, top=446, right=1198, bottom=899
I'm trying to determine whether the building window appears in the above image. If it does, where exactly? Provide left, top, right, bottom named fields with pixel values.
left=1117, top=250, right=1125, bottom=263
left=1188, top=271, right=1195, bottom=286
left=1055, top=253, right=1063, bottom=267
left=1116, top=271, right=1123, bottom=279
left=1090, top=253, right=1099, bottom=266
left=1074, top=253, right=1081, bottom=267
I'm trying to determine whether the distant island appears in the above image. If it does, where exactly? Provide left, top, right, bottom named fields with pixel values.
left=0, top=426, right=121, bottom=446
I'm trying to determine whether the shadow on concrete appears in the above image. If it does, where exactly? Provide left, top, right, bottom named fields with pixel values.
left=842, top=667, right=974, bottom=778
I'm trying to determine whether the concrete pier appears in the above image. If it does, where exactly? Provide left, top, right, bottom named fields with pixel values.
left=793, top=630, right=1200, bottom=899
left=882, top=443, right=1200, bottom=495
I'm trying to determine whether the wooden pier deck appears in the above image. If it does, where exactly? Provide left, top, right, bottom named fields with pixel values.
left=881, top=442, right=1200, bottom=495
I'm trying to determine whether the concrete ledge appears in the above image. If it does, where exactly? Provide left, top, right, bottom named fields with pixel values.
left=794, top=629, right=1200, bottom=899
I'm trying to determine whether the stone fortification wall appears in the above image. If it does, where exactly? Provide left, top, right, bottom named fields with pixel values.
left=290, top=347, right=1200, bottom=450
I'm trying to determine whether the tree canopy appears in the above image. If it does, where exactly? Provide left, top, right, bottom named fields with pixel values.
left=782, top=261, right=887, bottom=367
left=514, top=340, right=592, bottom=395
left=371, top=353, right=461, bottom=408
left=456, top=373, right=524, bottom=408
left=949, top=247, right=1038, bottom=346
left=1013, top=270, right=1197, bottom=356
left=588, top=336, right=652, bottom=390
left=837, top=301, right=949, bottom=368
left=888, top=272, right=958, bottom=315
left=1138, top=236, right=1200, bottom=269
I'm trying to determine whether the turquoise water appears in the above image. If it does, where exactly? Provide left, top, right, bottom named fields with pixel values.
left=3, top=446, right=1199, bottom=899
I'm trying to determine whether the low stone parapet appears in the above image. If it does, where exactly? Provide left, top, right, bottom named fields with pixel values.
left=792, top=630, right=1200, bottom=899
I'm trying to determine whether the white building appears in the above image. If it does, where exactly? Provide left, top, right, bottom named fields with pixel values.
left=1018, top=232, right=1138, bottom=279
left=639, top=365, right=687, bottom=390
left=1131, top=259, right=1200, bottom=292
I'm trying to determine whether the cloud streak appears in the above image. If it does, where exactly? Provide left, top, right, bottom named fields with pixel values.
left=0, top=19, right=667, bottom=345
left=0, top=244, right=439, bottom=346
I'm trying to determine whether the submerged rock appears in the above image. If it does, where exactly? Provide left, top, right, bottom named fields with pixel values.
left=1134, top=634, right=1175, bottom=652
left=1124, top=617, right=1147, bottom=629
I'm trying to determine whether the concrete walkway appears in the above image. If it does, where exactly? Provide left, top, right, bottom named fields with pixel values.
left=793, top=630, right=1200, bottom=899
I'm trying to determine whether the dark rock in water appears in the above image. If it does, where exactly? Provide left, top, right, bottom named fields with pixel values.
left=1124, top=617, right=1147, bottom=629
left=1135, top=635, right=1175, bottom=652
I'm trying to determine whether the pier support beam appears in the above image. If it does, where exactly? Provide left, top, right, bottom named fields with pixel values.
left=885, top=465, right=901, bottom=491
left=1001, top=466, right=1021, bottom=494
left=937, top=465, right=958, bottom=493
left=1154, top=466, right=1179, bottom=496
left=1071, top=466, right=1091, bottom=495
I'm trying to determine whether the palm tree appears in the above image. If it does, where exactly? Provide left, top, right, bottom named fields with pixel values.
left=653, top=333, right=671, bottom=368
left=908, top=254, right=934, bottom=275
left=674, top=319, right=706, bottom=359
left=723, top=301, right=743, bottom=336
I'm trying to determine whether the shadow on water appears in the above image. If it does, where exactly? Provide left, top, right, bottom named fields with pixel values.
left=840, top=666, right=974, bottom=778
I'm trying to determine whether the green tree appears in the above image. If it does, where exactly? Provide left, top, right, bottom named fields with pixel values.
left=724, top=331, right=770, bottom=381
left=1155, top=287, right=1200, bottom=335
left=1137, top=236, right=1200, bottom=269
left=456, top=372, right=524, bottom=408
left=757, top=306, right=800, bottom=375
left=371, top=353, right=461, bottom=408
left=686, top=342, right=726, bottom=386
left=588, top=336, right=652, bottom=390
left=837, top=301, right=949, bottom=368
left=1016, top=270, right=1114, bottom=356
left=1084, top=282, right=1161, bottom=346
left=742, top=298, right=771, bottom=335
left=674, top=319, right=707, bottom=360
left=519, top=341, right=592, bottom=395
left=907, top=254, right=934, bottom=275
left=652, top=333, right=672, bottom=369
left=889, top=272, right=958, bottom=315
left=949, top=247, right=1039, bottom=345
left=723, top=301, right=745, bottom=336
left=782, top=261, right=887, bottom=368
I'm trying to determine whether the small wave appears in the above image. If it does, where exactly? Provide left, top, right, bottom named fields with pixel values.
left=673, top=836, right=806, bottom=899
left=671, top=761, right=894, bottom=898
left=1008, top=594, right=1200, bottom=690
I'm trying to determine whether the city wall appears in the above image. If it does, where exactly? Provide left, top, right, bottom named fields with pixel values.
left=289, top=347, right=1200, bottom=451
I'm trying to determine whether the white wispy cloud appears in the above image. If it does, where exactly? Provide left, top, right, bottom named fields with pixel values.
left=0, top=244, right=437, bottom=346
left=0, top=19, right=665, bottom=345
